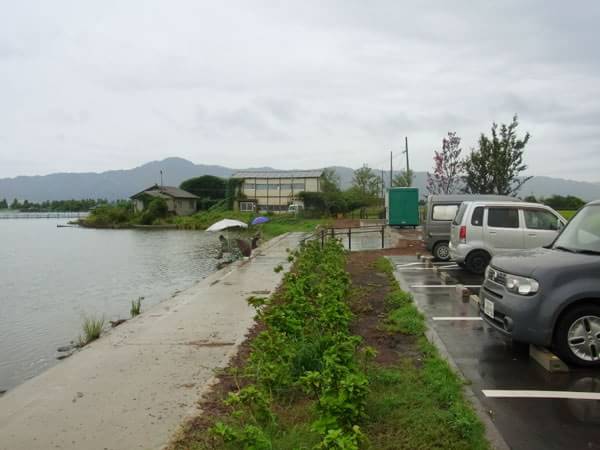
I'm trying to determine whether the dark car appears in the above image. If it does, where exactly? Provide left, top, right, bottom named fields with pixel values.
left=480, top=200, right=600, bottom=366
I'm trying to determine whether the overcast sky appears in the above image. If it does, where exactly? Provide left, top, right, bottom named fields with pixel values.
left=1, top=1, right=600, bottom=180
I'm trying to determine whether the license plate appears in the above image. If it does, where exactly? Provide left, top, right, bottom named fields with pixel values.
left=484, top=299, right=494, bottom=318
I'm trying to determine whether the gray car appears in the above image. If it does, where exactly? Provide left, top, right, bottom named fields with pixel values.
left=480, top=200, right=600, bottom=366
left=424, top=194, right=517, bottom=261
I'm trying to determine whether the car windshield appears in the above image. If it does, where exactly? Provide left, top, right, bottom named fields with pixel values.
left=553, top=205, right=600, bottom=253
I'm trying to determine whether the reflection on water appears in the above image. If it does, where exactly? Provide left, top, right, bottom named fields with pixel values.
left=0, top=219, right=219, bottom=391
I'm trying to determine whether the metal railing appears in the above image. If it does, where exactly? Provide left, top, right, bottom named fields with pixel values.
left=302, top=225, right=386, bottom=251
left=0, top=212, right=89, bottom=219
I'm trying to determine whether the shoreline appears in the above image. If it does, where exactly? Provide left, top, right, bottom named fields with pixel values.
left=0, top=232, right=303, bottom=450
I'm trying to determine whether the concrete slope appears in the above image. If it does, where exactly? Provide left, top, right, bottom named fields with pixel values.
left=0, top=232, right=304, bottom=450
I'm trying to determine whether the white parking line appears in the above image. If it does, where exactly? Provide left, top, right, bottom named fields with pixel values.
left=410, top=284, right=481, bottom=288
left=432, top=317, right=483, bottom=321
left=482, top=390, right=600, bottom=400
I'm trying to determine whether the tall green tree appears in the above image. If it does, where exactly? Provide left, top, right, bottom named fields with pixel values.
left=352, top=165, right=381, bottom=198
left=180, top=175, right=227, bottom=199
left=320, top=168, right=341, bottom=193
left=463, top=115, right=531, bottom=196
left=0, top=198, right=7, bottom=209
left=393, top=169, right=414, bottom=188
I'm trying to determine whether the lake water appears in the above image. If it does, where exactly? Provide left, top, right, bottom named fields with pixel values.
left=0, top=219, right=220, bottom=392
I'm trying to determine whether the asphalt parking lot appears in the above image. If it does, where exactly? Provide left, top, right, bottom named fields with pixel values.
left=389, top=256, right=600, bottom=450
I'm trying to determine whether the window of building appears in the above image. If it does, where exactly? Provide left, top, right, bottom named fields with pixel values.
left=292, top=183, right=305, bottom=190
left=279, top=184, right=292, bottom=190
left=244, top=183, right=256, bottom=190
left=240, top=201, right=255, bottom=212
left=432, top=204, right=459, bottom=221
left=487, top=207, right=519, bottom=228
left=255, top=184, right=269, bottom=190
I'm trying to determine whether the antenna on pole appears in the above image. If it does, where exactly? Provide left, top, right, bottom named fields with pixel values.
left=403, top=137, right=411, bottom=187
left=389, top=151, right=393, bottom=188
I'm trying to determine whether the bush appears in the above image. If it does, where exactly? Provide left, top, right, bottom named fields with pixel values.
left=140, top=198, right=169, bottom=225
left=78, top=315, right=105, bottom=346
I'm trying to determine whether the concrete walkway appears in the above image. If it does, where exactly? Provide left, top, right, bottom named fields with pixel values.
left=0, top=232, right=304, bottom=450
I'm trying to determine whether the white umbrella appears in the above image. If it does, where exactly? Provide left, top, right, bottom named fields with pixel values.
left=206, top=219, right=248, bottom=232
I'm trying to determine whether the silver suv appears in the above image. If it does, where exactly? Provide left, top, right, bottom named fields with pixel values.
left=449, top=201, right=565, bottom=274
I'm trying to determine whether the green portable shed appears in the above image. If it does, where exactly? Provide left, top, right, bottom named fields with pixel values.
left=386, top=187, right=420, bottom=226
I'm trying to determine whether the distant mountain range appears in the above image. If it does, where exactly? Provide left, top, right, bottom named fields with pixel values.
left=1, top=157, right=600, bottom=202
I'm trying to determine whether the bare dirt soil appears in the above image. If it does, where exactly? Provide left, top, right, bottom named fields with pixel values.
left=346, top=251, right=422, bottom=366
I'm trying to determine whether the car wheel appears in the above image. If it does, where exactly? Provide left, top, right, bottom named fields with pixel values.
left=433, top=241, right=451, bottom=261
left=465, top=250, right=490, bottom=275
left=554, top=304, right=600, bottom=367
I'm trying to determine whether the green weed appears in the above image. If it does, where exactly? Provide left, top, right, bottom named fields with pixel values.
left=130, top=296, right=143, bottom=317
left=78, top=315, right=105, bottom=346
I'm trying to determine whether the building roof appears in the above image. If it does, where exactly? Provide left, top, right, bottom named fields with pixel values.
left=231, top=169, right=323, bottom=179
left=130, top=184, right=200, bottom=200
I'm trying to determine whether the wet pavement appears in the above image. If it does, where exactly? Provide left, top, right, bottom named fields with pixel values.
left=390, top=256, right=600, bottom=450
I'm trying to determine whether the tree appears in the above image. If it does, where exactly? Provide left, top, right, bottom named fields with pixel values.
left=320, top=168, right=341, bottom=193
left=463, top=115, right=531, bottom=196
left=352, top=165, right=381, bottom=198
left=393, top=169, right=414, bottom=188
left=140, top=198, right=169, bottom=225
left=10, top=198, right=20, bottom=210
left=0, top=198, right=7, bottom=209
left=427, top=132, right=464, bottom=194
left=180, top=176, right=226, bottom=200
left=542, top=195, right=585, bottom=210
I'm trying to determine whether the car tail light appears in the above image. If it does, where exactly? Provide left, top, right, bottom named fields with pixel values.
left=459, top=225, right=467, bottom=243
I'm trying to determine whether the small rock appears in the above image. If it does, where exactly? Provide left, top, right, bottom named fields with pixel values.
left=57, top=352, right=74, bottom=360
left=77, top=392, right=84, bottom=398
left=57, top=345, right=74, bottom=353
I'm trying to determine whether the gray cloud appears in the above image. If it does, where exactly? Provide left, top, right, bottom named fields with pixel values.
left=1, top=0, right=600, bottom=180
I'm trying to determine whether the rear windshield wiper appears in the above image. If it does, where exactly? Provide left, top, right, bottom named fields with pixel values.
left=554, top=246, right=576, bottom=253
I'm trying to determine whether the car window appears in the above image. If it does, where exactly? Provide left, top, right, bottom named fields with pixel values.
left=432, top=204, right=459, bottom=221
left=554, top=205, right=600, bottom=252
left=524, top=209, right=560, bottom=230
left=453, top=203, right=468, bottom=225
left=471, top=206, right=484, bottom=226
left=487, top=207, right=519, bottom=228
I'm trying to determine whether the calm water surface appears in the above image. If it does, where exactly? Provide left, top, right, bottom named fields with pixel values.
left=0, top=219, right=220, bottom=391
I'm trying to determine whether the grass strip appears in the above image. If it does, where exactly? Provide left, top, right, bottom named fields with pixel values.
left=366, top=257, right=488, bottom=450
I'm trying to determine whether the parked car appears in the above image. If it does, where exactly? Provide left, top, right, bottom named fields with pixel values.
left=480, top=200, right=600, bottom=366
left=449, top=201, right=566, bottom=274
left=288, top=203, right=304, bottom=214
left=424, top=194, right=517, bottom=261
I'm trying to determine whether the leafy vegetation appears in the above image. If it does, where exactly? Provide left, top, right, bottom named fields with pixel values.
left=427, top=131, right=464, bottom=194
left=2, top=198, right=108, bottom=212
left=82, top=203, right=136, bottom=228
left=140, top=198, right=169, bottom=225
left=130, top=297, right=143, bottom=317
left=463, top=115, right=531, bottom=195
left=371, top=257, right=487, bottom=450
left=171, top=246, right=487, bottom=450
left=78, top=315, right=105, bottom=346
left=180, top=175, right=227, bottom=210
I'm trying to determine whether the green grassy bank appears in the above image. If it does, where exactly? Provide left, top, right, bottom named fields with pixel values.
left=169, top=241, right=488, bottom=450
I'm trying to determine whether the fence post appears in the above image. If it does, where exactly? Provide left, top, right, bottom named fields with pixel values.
left=321, top=229, right=325, bottom=249
left=348, top=228, right=351, bottom=251
left=331, top=228, right=334, bottom=239
left=381, top=225, right=385, bottom=249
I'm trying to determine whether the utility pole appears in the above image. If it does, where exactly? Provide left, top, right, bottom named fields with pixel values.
left=381, top=169, right=385, bottom=199
left=404, top=136, right=411, bottom=187
left=389, top=151, right=393, bottom=188
left=160, top=170, right=164, bottom=187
